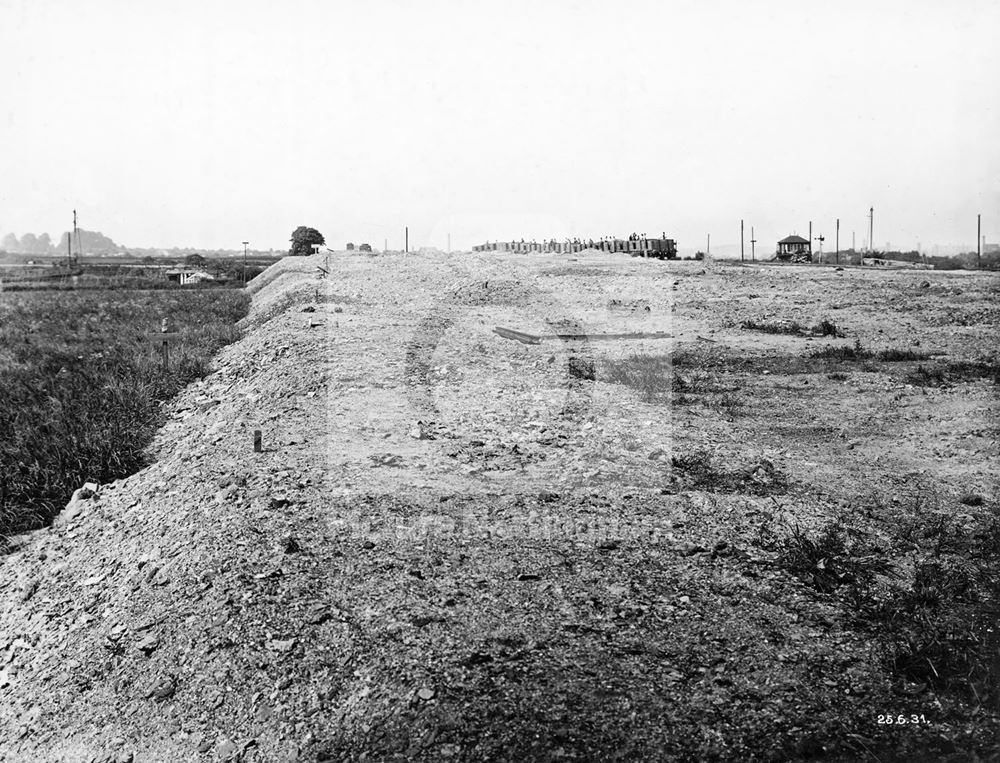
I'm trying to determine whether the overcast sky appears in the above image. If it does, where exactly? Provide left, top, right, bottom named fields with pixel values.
left=1, top=0, right=998, bottom=254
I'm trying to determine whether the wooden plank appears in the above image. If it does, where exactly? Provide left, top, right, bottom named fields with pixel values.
left=493, top=327, right=542, bottom=345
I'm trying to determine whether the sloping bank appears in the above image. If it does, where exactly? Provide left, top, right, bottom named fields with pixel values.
left=0, top=286, right=251, bottom=539
left=0, top=256, right=335, bottom=760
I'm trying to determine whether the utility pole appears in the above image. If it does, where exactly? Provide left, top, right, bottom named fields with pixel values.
left=706, top=233, right=710, bottom=257
left=750, top=226, right=756, bottom=261
left=242, top=241, right=249, bottom=284
left=868, top=207, right=874, bottom=254
left=853, top=231, right=856, bottom=253
left=835, top=218, right=840, bottom=265
left=740, top=219, right=744, bottom=262
left=405, top=226, right=409, bottom=254
left=72, top=209, right=79, bottom=266
left=808, top=221, right=813, bottom=259
left=978, top=213, right=981, bottom=268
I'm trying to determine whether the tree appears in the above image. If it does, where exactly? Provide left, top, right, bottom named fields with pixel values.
left=19, top=233, right=38, bottom=254
left=1, top=233, right=18, bottom=253
left=289, top=226, right=325, bottom=256
left=37, top=233, right=52, bottom=254
left=184, top=253, right=206, bottom=268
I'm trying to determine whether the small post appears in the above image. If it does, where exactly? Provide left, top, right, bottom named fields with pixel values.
left=835, top=218, right=840, bottom=264
left=253, top=430, right=262, bottom=452
left=977, top=213, right=981, bottom=268
left=160, top=317, right=170, bottom=368
left=750, top=226, right=756, bottom=261
left=405, top=226, right=409, bottom=254
left=242, top=241, right=249, bottom=284
left=808, top=221, right=813, bottom=259
left=740, top=219, right=744, bottom=261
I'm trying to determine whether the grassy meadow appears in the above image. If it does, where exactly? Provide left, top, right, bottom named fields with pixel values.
left=0, top=287, right=249, bottom=538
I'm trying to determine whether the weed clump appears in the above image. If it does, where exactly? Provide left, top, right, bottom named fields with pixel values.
left=739, top=319, right=807, bottom=335
left=601, top=354, right=671, bottom=402
left=810, top=339, right=872, bottom=360
left=775, top=520, right=890, bottom=592
left=670, top=450, right=787, bottom=495
left=740, top=318, right=845, bottom=337
left=876, top=347, right=934, bottom=362
left=907, top=359, right=1000, bottom=387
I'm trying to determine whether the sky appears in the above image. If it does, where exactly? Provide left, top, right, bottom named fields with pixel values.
left=1, top=0, right=998, bottom=254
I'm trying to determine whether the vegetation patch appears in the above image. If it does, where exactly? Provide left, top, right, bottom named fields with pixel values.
left=907, top=358, right=1000, bottom=387
left=740, top=318, right=846, bottom=337
left=810, top=339, right=873, bottom=360
left=775, top=519, right=891, bottom=593
left=600, top=353, right=672, bottom=403
left=0, top=289, right=249, bottom=537
left=600, top=354, right=742, bottom=413
left=670, top=450, right=788, bottom=495
left=766, top=492, right=1000, bottom=743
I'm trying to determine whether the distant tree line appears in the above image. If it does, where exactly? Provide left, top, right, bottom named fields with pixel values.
left=1, top=229, right=121, bottom=255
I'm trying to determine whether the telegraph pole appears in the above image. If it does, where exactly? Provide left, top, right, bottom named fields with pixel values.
left=978, top=213, right=981, bottom=268
left=750, top=227, right=756, bottom=261
left=808, top=221, right=813, bottom=259
left=72, top=209, right=79, bottom=266
left=405, top=226, right=409, bottom=254
left=868, top=207, right=874, bottom=254
left=242, top=241, right=249, bottom=283
left=835, top=218, right=840, bottom=264
left=740, top=219, right=744, bottom=262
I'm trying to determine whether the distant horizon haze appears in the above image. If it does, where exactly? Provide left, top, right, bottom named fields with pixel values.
left=1, top=0, right=997, bottom=254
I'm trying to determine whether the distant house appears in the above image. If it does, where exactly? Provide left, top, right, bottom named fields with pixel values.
left=166, top=269, right=215, bottom=285
left=776, top=235, right=811, bottom=262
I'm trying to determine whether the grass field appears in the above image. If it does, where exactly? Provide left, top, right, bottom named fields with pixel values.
left=0, top=287, right=249, bottom=537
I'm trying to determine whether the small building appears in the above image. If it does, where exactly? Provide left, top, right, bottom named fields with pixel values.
left=166, top=269, right=215, bottom=285
left=776, top=235, right=811, bottom=262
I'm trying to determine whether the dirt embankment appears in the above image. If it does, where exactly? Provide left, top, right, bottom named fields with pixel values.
left=0, top=252, right=997, bottom=762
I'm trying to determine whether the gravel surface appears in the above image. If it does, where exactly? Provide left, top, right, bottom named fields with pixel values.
left=1, top=251, right=997, bottom=761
